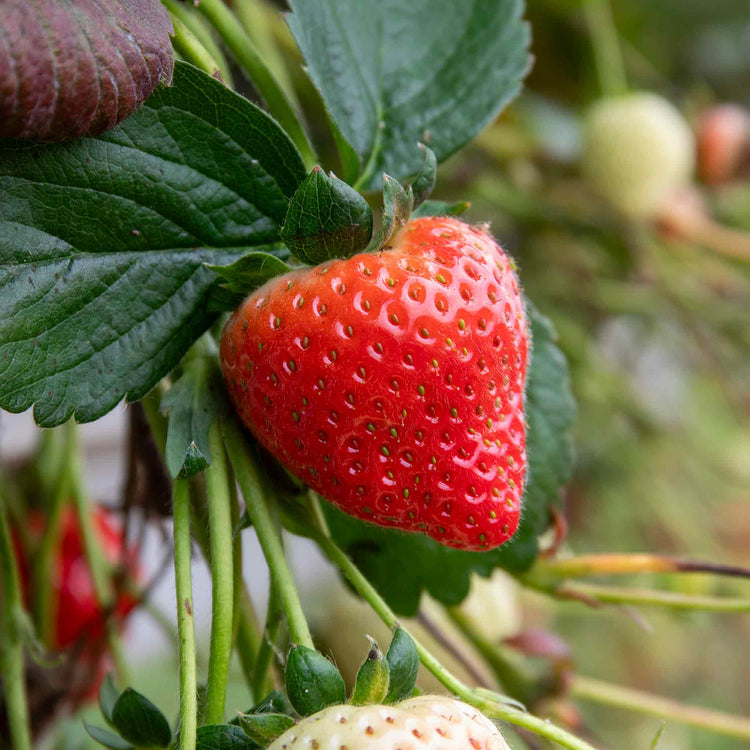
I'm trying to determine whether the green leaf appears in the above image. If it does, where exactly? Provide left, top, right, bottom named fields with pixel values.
left=83, top=723, right=133, bottom=750
left=323, top=300, right=576, bottom=615
left=161, top=348, right=229, bottom=478
left=350, top=637, right=389, bottom=706
left=0, top=61, right=305, bottom=427
left=285, top=645, right=346, bottom=716
left=412, top=200, right=472, bottom=218
left=287, top=0, right=531, bottom=190
left=111, top=688, right=172, bottom=748
left=196, top=724, right=258, bottom=749
left=410, top=145, right=437, bottom=209
left=238, top=713, right=295, bottom=744
left=280, top=167, right=373, bottom=264
left=385, top=628, right=420, bottom=704
left=99, top=674, right=121, bottom=724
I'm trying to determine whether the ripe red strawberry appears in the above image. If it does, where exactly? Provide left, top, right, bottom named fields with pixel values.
left=220, top=216, right=528, bottom=551
left=267, top=695, right=511, bottom=749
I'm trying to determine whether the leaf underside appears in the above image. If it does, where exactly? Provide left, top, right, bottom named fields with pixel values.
left=0, top=62, right=305, bottom=426
left=287, top=0, right=531, bottom=190
left=324, top=301, right=576, bottom=615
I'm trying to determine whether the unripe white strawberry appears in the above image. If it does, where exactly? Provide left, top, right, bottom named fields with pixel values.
left=582, top=92, right=694, bottom=219
left=267, top=695, right=510, bottom=749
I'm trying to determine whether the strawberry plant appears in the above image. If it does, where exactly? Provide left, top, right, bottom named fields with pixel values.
left=0, top=1, right=748, bottom=749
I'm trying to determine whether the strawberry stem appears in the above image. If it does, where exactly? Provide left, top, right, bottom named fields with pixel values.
left=0, top=496, right=32, bottom=750
left=571, top=675, right=750, bottom=741
left=166, top=8, right=228, bottom=84
left=204, top=422, right=235, bottom=724
left=222, top=417, right=314, bottom=650
left=583, top=0, right=628, bottom=97
left=251, top=582, right=283, bottom=700
left=172, top=479, right=198, bottom=750
left=196, top=0, right=317, bottom=169
left=310, top=524, right=597, bottom=750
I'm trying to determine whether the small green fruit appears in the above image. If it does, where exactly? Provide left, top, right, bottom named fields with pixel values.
left=583, top=92, right=694, bottom=219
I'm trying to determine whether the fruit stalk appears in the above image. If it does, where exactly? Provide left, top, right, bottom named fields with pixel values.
left=204, top=422, right=235, bottom=725
left=583, top=0, right=627, bottom=97
left=166, top=9, right=227, bottom=83
left=311, top=528, right=596, bottom=750
left=172, top=479, right=197, bottom=750
left=251, top=582, right=283, bottom=700
left=196, top=0, right=316, bottom=168
left=221, top=417, right=314, bottom=649
left=571, top=675, right=750, bottom=741
left=0, top=497, right=32, bottom=750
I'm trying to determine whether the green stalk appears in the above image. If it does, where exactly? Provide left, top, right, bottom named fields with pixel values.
left=204, top=423, right=235, bottom=725
left=221, top=418, right=313, bottom=649
left=583, top=0, right=628, bottom=97
left=173, top=480, right=197, bottom=750
left=163, top=0, right=234, bottom=85
left=167, top=10, right=227, bottom=82
left=196, top=0, right=316, bottom=168
left=312, top=532, right=595, bottom=750
left=235, top=584, right=264, bottom=702
left=251, top=583, right=283, bottom=700
left=535, top=580, right=750, bottom=612
left=0, top=498, right=32, bottom=750
left=571, top=675, right=750, bottom=741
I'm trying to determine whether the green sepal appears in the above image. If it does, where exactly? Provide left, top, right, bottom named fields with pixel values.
left=238, top=713, right=295, bottom=745
left=280, top=166, right=373, bottom=265
left=410, top=144, right=437, bottom=209
left=384, top=628, right=419, bottom=704
left=285, top=644, right=346, bottom=716
left=350, top=637, right=390, bottom=706
left=380, top=175, right=414, bottom=247
left=249, top=690, right=297, bottom=718
left=83, top=723, right=133, bottom=750
left=110, top=688, right=172, bottom=748
left=99, top=674, right=120, bottom=724
left=195, top=724, right=257, bottom=749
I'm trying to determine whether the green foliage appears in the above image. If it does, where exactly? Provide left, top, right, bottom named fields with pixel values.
left=98, top=675, right=120, bottom=724
left=384, top=628, right=420, bottom=703
left=110, top=688, right=172, bottom=748
left=206, top=252, right=292, bottom=310
left=285, top=645, right=346, bottom=716
left=287, top=0, right=530, bottom=189
left=410, top=145, right=438, bottom=209
left=350, top=639, right=389, bottom=705
left=323, top=302, right=576, bottom=614
left=0, top=62, right=305, bottom=426
left=280, top=167, right=373, bottom=264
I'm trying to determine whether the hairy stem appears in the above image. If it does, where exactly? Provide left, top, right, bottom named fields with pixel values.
left=204, top=422, right=235, bottom=725
left=221, top=418, right=313, bottom=649
left=312, top=531, right=595, bottom=750
left=571, top=675, right=750, bottom=741
left=235, top=584, right=263, bottom=703
left=0, top=497, right=32, bottom=750
left=173, top=479, right=197, bottom=750
left=163, top=0, right=233, bottom=85
left=252, top=583, right=283, bottom=700
left=196, top=0, right=316, bottom=168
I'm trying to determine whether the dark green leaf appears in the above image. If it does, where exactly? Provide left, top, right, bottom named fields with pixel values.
left=238, top=713, right=295, bottom=744
left=288, top=0, right=531, bottom=190
left=196, top=724, right=257, bottom=749
left=0, top=61, right=305, bottom=427
left=412, top=200, right=472, bottom=218
left=350, top=638, right=389, bottom=705
left=111, top=688, right=172, bottom=748
left=281, top=167, right=373, bottom=264
left=285, top=645, right=346, bottom=716
left=324, top=301, right=576, bottom=615
left=161, top=347, right=229, bottom=478
left=410, top=145, right=437, bottom=209
left=83, top=724, right=132, bottom=750
left=99, top=674, right=120, bottom=724
left=385, top=628, right=419, bottom=703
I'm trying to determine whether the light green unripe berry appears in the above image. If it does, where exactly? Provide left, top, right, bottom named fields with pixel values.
left=583, top=92, right=695, bottom=219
